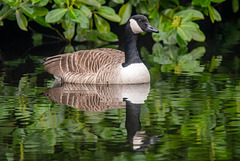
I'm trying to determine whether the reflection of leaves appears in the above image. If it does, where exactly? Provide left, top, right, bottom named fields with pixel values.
left=207, top=55, right=223, bottom=72
left=32, top=33, right=43, bottom=47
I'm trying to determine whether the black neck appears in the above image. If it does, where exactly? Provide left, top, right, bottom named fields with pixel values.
left=122, top=23, right=142, bottom=67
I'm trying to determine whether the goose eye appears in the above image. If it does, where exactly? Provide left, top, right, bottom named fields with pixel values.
left=138, top=19, right=142, bottom=22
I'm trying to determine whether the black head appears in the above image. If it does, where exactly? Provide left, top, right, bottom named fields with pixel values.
left=128, top=15, right=159, bottom=34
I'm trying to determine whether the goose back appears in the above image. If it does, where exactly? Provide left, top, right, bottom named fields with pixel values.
left=44, top=48, right=125, bottom=84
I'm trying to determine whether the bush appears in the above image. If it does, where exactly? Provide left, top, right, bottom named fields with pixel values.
left=0, top=0, right=239, bottom=46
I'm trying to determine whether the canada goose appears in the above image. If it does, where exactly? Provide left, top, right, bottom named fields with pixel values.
left=45, top=83, right=150, bottom=111
left=43, top=15, right=159, bottom=84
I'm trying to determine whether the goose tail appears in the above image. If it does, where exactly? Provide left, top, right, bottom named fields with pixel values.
left=43, top=55, right=63, bottom=78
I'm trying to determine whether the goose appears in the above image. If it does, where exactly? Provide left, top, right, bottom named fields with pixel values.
left=43, top=15, right=159, bottom=84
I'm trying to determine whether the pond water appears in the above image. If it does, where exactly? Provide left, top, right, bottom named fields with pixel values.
left=1, top=22, right=240, bottom=161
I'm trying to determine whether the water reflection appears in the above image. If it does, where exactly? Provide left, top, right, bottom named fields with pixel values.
left=125, top=100, right=161, bottom=151
left=45, top=83, right=160, bottom=151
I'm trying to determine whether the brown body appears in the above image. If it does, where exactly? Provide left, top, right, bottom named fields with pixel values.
left=44, top=48, right=125, bottom=84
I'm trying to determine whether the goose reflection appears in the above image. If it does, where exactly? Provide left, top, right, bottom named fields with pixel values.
left=45, top=83, right=160, bottom=151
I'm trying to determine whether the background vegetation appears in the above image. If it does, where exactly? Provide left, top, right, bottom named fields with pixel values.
left=1, top=1, right=240, bottom=160
left=0, top=0, right=239, bottom=46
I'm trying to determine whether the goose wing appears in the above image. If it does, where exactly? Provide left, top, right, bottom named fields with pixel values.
left=43, top=48, right=125, bottom=83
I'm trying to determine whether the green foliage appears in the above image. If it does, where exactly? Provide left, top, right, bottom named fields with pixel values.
left=16, top=9, right=28, bottom=31
left=141, top=44, right=207, bottom=75
left=118, top=1, right=132, bottom=25
left=0, top=0, right=238, bottom=45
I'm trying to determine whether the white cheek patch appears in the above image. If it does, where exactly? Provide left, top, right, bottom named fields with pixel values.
left=129, top=19, right=143, bottom=34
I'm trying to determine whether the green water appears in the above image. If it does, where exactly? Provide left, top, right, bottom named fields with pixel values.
left=1, top=53, right=240, bottom=161
left=1, top=26, right=240, bottom=160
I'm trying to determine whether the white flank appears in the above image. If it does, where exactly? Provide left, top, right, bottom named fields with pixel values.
left=120, top=63, right=150, bottom=84
left=129, top=19, right=143, bottom=34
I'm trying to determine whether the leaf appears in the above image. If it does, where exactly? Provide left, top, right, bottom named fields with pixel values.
left=176, top=34, right=187, bottom=47
left=181, top=21, right=199, bottom=30
left=80, top=5, right=92, bottom=18
left=68, top=8, right=89, bottom=28
left=178, top=54, right=193, bottom=64
left=112, top=0, right=124, bottom=4
left=97, top=0, right=106, bottom=5
left=3, top=0, right=20, bottom=8
left=130, top=0, right=140, bottom=7
left=97, top=6, right=120, bottom=22
left=0, top=21, right=3, bottom=26
left=211, top=0, right=225, bottom=2
left=31, top=0, right=40, bottom=4
left=20, top=5, right=34, bottom=18
left=189, top=29, right=206, bottom=42
left=174, top=9, right=204, bottom=21
left=149, top=9, right=159, bottom=19
left=135, top=1, right=149, bottom=15
left=177, top=26, right=192, bottom=41
left=94, top=13, right=110, bottom=33
left=119, top=2, right=132, bottom=25
left=0, top=4, right=14, bottom=21
left=98, top=32, right=119, bottom=42
left=34, top=7, right=48, bottom=16
left=22, top=4, right=50, bottom=27
left=45, top=8, right=67, bottom=23
left=152, top=44, right=175, bottom=64
left=64, top=26, right=75, bottom=41
left=38, top=0, right=49, bottom=7
left=152, top=31, right=161, bottom=42
left=232, top=0, right=239, bottom=13
left=148, top=0, right=157, bottom=10
left=189, top=47, right=206, bottom=59
left=152, top=43, right=163, bottom=55
left=54, top=0, right=65, bottom=5
left=79, top=0, right=101, bottom=8
left=16, top=10, right=28, bottom=31
left=200, top=0, right=211, bottom=7
left=208, top=7, right=215, bottom=22
left=212, top=6, right=222, bottom=21
left=34, top=16, right=51, bottom=27
left=208, top=6, right=221, bottom=23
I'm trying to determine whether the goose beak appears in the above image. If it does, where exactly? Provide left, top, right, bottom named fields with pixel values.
left=145, top=24, right=159, bottom=33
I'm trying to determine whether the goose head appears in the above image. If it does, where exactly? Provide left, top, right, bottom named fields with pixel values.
left=128, top=15, right=159, bottom=34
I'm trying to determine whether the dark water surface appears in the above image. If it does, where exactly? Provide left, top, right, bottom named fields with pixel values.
left=1, top=23, right=240, bottom=160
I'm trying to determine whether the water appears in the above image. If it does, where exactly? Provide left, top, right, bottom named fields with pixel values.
left=1, top=54, right=240, bottom=161
left=1, top=31, right=240, bottom=161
